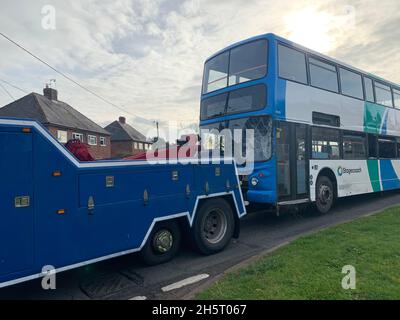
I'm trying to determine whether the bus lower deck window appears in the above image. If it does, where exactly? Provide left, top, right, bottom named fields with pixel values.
left=378, top=138, right=396, bottom=159
left=312, top=127, right=340, bottom=159
left=368, top=135, right=378, bottom=158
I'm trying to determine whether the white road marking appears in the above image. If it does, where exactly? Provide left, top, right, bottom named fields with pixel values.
left=129, top=296, right=147, bottom=300
left=161, top=274, right=210, bottom=292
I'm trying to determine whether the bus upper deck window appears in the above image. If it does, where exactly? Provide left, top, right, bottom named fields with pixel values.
left=278, top=45, right=307, bottom=84
left=364, top=77, right=375, bottom=103
left=374, top=82, right=393, bottom=107
left=309, top=57, right=339, bottom=93
left=203, top=51, right=229, bottom=94
left=339, top=68, right=363, bottom=100
left=228, top=40, right=267, bottom=86
left=393, top=88, right=400, bottom=109
left=203, top=39, right=268, bottom=94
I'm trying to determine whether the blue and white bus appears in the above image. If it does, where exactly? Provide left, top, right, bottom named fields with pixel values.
left=200, top=33, right=400, bottom=213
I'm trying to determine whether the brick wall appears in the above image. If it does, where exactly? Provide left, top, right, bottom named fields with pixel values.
left=88, top=136, right=111, bottom=160
left=47, top=126, right=111, bottom=160
left=110, top=141, right=148, bottom=158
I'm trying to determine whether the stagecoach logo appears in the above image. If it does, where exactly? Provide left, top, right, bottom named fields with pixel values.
left=337, top=166, right=362, bottom=176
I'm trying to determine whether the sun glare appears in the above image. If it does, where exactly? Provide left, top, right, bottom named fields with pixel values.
left=284, top=8, right=334, bottom=53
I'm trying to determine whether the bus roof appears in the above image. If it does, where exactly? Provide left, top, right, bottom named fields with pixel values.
left=205, top=33, right=399, bottom=88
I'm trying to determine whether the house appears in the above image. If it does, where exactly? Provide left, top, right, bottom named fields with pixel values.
left=105, top=116, right=152, bottom=158
left=0, top=86, right=111, bottom=159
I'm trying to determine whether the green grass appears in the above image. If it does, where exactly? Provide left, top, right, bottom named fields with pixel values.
left=198, top=206, right=400, bottom=300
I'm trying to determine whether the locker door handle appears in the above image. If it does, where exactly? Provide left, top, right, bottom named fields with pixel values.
left=15, top=196, right=30, bottom=208
left=87, top=196, right=95, bottom=215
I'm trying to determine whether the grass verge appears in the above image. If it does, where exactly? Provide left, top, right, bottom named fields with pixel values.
left=197, top=206, right=400, bottom=299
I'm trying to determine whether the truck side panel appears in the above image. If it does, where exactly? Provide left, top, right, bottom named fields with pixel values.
left=0, top=131, right=34, bottom=277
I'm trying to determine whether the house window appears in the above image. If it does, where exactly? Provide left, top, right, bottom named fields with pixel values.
left=134, top=142, right=138, bottom=149
left=72, top=132, right=84, bottom=141
left=88, top=135, right=97, bottom=146
left=57, top=130, right=68, bottom=143
left=100, top=137, right=106, bottom=146
left=138, top=143, right=143, bottom=150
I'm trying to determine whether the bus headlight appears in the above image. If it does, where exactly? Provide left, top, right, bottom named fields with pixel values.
left=250, top=177, right=259, bottom=186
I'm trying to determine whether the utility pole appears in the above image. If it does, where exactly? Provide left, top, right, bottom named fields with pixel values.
left=154, top=121, right=159, bottom=142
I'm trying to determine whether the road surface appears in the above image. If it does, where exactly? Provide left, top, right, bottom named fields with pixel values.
left=1, top=191, right=399, bottom=300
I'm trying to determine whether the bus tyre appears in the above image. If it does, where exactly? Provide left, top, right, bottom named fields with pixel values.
left=192, top=198, right=235, bottom=255
left=316, top=176, right=334, bottom=214
left=140, top=220, right=181, bottom=265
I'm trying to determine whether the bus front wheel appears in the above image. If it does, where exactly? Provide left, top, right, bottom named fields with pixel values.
left=316, top=176, right=334, bottom=214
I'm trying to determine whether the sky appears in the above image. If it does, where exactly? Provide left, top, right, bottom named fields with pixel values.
left=0, top=0, right=399, bottom=140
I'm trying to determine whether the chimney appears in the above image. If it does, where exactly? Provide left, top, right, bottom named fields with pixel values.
left=43, top=85, right=58, bottom=101
left=119, top=116, right=126, bottom=124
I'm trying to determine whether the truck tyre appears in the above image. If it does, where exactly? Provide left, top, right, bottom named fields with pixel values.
left=315, top=175, right=334, bottom=214
left=140, top=220, right=181, bottom=265
left=192, top=198, right=235, bottom=255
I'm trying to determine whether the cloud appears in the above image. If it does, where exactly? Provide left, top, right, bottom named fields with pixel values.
left=0, top=0, right=399, bottom=140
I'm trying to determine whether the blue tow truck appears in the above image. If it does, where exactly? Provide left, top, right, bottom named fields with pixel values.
left=0, top=118, right=246, bottom=288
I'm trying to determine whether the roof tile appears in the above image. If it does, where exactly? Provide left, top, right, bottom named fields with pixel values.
left=0, top=92, right=110, bottom=135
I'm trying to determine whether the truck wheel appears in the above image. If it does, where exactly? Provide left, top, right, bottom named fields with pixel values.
left=192, top=198, right=235, bottom=255
left=316, top=176, right=334, bottom=214
left=140, top=220, right=181, bottom=265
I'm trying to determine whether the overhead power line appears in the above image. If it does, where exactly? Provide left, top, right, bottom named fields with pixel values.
left=0, top=78, right=28, bottom=94
left=0, top=82, right=15, bottom=100
left=0, top=32, right=137, bottom=118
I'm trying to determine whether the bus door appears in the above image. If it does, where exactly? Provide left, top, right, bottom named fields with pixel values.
left=276, top=122, right=309, bottom=202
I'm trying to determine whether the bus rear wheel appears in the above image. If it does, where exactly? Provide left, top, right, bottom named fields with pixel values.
left=316, top=176, right=334, bottom=214
left=140, top=220, right=181, bottom=265
left=192, top=198, right=235, bottom=255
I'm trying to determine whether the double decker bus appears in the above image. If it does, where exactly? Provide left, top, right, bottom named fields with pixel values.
left=199, top=33, right=400, bottom=213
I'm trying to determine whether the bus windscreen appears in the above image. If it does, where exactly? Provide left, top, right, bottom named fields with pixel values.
left=200, top=116, right=272, bottom=162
